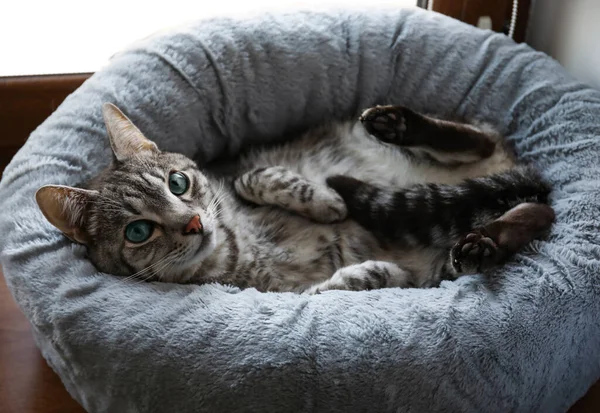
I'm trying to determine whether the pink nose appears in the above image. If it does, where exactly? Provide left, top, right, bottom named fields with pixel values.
left=183, top=215, right=202, bottom=234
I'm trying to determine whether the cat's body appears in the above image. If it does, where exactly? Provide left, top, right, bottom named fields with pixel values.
left=36, top=104, right=554, bottom=293
left=220, top=120, right=512, bottom=291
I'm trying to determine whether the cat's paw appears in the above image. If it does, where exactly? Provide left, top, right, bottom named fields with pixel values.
left=451, top=229, right=498, bottom=274
left=305, top=189, right=348, bottom=224
left=304, top=286, right=323, bottom=295
left=359, top=105, right=407, bottom=145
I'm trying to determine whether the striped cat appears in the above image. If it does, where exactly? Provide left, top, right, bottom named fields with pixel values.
left=35, top=103, right=553, bottom=293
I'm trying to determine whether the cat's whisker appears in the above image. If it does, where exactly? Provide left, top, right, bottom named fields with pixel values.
left=131, top=253, right=179, bottom=278
left=207, top=182, right=228, bottom=220
left=107, top=250, right=181, bottom=289
left=206, top=181, right=227, bottom=219
left=206, top=181, right=225, bottom=213
left=131, top=249, right=186, bottom=285
left=130, top=264, right=169, bottom=286
left=210, top=204, right=226, bottom=220
left=214, top=195, right=227, bottom=212
left=153, top=256, right=182, bottom=283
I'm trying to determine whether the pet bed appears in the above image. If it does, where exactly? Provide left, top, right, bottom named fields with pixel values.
left=1, top=8, right=599, bottom=413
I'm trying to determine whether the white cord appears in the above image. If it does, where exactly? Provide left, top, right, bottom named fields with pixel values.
left=508, top=0, right=519, bottom=39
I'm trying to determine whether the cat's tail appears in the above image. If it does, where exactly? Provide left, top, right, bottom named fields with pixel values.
left=326, top=166, right=552, bottom=248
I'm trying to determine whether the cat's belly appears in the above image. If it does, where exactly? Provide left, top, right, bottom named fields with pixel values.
left=232, top=120, right=514, bottom=291
left=240, top=208, right=380, bottom=291
left=242, top=206, right=445, bottom=292
left=247, top=121, right=512, bottom=189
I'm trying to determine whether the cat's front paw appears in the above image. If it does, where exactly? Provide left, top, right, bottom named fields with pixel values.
left=304, top=286, right=323, bottom=295
left=307, top=189, right=348, bottom=224
left=360, top=105, right=407, bottom=145
left=451, top=229, right=498, bottom=274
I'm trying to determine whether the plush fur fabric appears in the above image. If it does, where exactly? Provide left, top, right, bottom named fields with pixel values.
left=1, top=8, right=599, bottom=413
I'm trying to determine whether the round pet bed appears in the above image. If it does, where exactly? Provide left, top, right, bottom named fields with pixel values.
left=1, top=8, right=599, bottom=413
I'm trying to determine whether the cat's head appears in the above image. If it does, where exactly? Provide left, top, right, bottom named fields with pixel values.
left=36, top=103, right=222, bottom=281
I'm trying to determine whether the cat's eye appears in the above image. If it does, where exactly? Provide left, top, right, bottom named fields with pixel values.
left=169, top=172, right=189, bottom=195
left=125, top=220, right=154, bottom=243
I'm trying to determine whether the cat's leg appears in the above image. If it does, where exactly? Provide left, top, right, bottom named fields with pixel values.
left=326, top=167, right=552, bottom=248
left=304, top=260, right=412, bottom=294
left=359, top=105, right=507, bottom=165
left=234, top=166, right=347, bottom=224
left=449, top=202, right=555, bottom=275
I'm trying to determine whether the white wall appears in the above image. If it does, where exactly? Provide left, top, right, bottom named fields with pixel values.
left=527, top=0, right=600, bottom=88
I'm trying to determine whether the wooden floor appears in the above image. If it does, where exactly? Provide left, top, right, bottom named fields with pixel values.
left=0, top=269, right=85, bottom=413
left=0, top=266, right=598, bottom=412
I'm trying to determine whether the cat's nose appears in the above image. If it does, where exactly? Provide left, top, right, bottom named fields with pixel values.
left=183, top=214, right=203, bottom=235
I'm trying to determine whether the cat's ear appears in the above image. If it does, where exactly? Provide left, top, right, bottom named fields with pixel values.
left=102, top=103, right=159, bottom=161
left=35, top=185, right=97, bottom=244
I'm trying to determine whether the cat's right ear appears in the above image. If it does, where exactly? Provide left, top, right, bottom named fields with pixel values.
left=35, top=185, right=97, bottom=244
left=102, top=103, right=159, bottom=162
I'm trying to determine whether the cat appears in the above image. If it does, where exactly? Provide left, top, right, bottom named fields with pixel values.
left=35, top=103, right=554, bottom=293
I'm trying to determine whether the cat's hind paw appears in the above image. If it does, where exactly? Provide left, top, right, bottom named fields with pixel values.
left=451, top=229, right=499, bottom=274
left=360, top=105, right=407, bottom=145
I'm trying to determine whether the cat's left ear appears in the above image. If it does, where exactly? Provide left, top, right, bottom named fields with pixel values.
left=35, top=185, right=97, bottom=244
left=102, top=103, right=159, bottom=162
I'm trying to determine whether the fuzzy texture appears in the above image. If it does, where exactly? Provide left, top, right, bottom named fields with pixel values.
left=1, top=8, right=600, bottom=413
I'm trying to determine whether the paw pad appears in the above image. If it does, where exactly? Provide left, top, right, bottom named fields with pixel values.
left=451, top=229, right=498, bottom=274
left=360, top=106, right=407, bottom=144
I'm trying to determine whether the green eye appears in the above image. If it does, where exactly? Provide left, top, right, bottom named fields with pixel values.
left=125, top=220, right=154, bottom=243
left=169, top=172, right=189, bottom=195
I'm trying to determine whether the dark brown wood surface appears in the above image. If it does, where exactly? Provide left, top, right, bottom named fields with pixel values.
left=0, top=269, right=86, bottom=413
left=0, top=73, right=91, bottom=175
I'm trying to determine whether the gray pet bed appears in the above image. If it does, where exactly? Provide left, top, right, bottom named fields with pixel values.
left=1, top=8, right=600, bottom=413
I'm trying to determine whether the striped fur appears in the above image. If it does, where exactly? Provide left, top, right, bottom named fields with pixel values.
left=36, top=104, right=553, bottom=293
left=325, top=166, right=551, bottom=248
